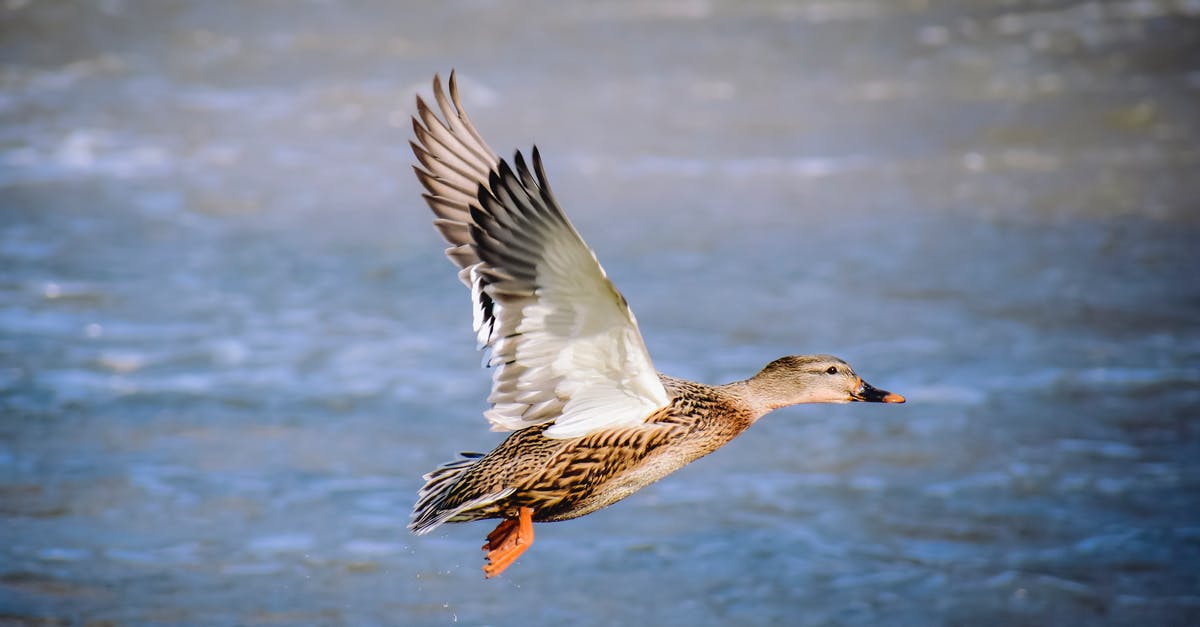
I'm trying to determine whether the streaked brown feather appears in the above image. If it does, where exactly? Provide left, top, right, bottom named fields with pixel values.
left=409, top=376, right=756, bottom=531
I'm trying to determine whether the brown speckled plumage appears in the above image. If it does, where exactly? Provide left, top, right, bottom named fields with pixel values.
left=411, top=376, right=754, bottom=530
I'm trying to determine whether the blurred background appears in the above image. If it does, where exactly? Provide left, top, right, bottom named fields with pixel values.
left=2, top=1, right=1198, bottom=625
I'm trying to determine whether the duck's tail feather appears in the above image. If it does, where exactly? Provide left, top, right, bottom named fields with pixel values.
left=409, top=452, right=514, bottom=535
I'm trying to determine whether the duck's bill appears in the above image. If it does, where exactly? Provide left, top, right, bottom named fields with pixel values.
left=852, top=379, right=906, bottom=403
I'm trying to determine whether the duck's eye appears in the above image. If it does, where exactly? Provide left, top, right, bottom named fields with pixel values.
left=825, top=366, right=839, bottom=375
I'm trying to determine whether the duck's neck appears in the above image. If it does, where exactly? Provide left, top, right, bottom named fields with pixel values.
left=725, top=372, right=823, bottom=420
left=718, top=379, right=787, bottom=422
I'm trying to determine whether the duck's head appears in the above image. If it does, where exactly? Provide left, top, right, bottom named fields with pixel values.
left=746, top=354, right=905, bottom=413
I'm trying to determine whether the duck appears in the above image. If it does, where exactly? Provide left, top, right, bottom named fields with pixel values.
left=406, top=72, right=905, bottom=578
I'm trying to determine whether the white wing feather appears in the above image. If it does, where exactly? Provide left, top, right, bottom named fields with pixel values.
left=411, top=72, right=669, bottom=439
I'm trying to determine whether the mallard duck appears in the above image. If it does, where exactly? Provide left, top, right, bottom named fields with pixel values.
left=407, top=72, right=905, bottom=578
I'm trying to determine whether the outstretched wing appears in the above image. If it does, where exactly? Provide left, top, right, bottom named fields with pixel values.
left=411, top=72, right=669, bottom=439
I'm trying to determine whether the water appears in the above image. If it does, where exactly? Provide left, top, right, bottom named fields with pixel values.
left=3, top=1, right=1199, bottom=625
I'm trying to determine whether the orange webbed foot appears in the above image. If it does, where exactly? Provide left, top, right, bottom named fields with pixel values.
left=482, top=506, right=534, bottom=578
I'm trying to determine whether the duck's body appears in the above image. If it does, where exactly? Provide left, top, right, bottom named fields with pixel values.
left=411, top=375, right=750, bottom=528
left=406, top=73, right=904, bottom=578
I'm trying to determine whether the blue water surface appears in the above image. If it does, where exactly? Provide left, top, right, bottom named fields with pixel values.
left=2, top=1, right=1199, bottom=625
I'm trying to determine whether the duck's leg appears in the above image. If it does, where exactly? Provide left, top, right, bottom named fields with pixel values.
left=481, top=506, right=534, bottom=578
